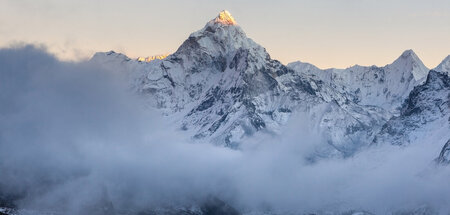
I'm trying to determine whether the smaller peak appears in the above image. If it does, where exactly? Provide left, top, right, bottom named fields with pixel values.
left=401, top=49, right=416, bottom=57
left=397, top=49, right=421, bottom=62
left=137, top=54, right=169, bottom=62
left=213, top=10, right=237, bottom=25
left=394, top=49, right=422, bottom=64
left=90, top=50, right=131, bottom=63
left=288, top=60, right=319, bottom=68
left=288, top=61, right=322, bottom=73
left=434, top=55, right=450, bottom=74
left=439, top=55, right=450, bottom=66
left=390, top=49, right=428, bottom=81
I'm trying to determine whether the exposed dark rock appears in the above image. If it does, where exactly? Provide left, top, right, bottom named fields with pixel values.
left=436, top=139, right=450, bottom=164
left=200, top=197, right=240, bottom=215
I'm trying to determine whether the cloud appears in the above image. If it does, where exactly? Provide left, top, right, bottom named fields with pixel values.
left=0, top=44, right=449, bottom=214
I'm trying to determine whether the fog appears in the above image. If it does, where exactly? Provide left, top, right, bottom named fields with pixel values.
left=1, top=45, right=449, bottom=214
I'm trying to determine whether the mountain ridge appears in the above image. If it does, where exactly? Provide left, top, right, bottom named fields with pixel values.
left=288, top=49, right=429, bottom=115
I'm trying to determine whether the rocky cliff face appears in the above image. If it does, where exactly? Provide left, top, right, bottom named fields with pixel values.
left=370, top=57, right=450, bottom=163
left=373, top=70, right=449, bottom=146
left=437, top=139, right=450, bottom=164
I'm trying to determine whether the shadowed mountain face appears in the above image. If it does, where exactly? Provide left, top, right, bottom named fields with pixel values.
left=373, top=70, right=450, bottom=146
left=374, top=55, right=450, bottom=150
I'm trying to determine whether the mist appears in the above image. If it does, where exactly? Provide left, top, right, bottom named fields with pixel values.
left=1, top=45, right=450, bottom=214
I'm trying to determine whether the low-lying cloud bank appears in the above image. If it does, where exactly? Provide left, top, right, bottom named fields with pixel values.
left=0, top=45, right=449, bottom=214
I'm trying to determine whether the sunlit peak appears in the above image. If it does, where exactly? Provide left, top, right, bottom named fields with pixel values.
left=137, top=54, right=168, bottom=62
left=214, top=10, right=236, bottom=25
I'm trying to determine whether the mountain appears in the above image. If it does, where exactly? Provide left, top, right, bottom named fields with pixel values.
left=90, top=11, right=385, bottom=157
left=434, top=55, right=450, bottom=76
left=369, top=56, right=450, bottom=164
left=288, top=50, right=429, bottom=115
left=92, top=11, right=290, bottom=146
left=130, top=10, right=303, bottom=147
left=89, top=11, right=447, bottom=160
left=284, top=50, right=433, bottom=156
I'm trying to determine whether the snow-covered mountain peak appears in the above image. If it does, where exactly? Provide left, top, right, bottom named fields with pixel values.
left=390, top=49, right=428, bottom=81
left=287, top=61, right=321, bottom=71
left=173, top=11, right=267, bottom=74
left=212, top=10, right=237, bottom=26
left=400, top=49, right=418, bottom=58
left=188, top=19, right=249, bottom=52
left=434, top=55, right=450, bottom=75
left=288, top=49, right=430, bottom=115
left=90, top=50, right=131, bottom=64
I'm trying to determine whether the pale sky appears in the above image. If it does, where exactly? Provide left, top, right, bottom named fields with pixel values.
left=1, top=0, right=449, bottom=69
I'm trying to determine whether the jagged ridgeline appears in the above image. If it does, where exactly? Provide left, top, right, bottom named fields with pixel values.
left=90, top=10, right=450, bottom=159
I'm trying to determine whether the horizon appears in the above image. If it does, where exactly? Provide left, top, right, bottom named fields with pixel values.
left=1, top=0, right=450, bottom=69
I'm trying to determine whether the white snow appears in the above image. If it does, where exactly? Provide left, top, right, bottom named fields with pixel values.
left=434, top=55, right=450, bottom=76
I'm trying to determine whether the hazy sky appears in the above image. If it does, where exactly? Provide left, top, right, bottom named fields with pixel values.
left=1, top=0, right=449, bottom=68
